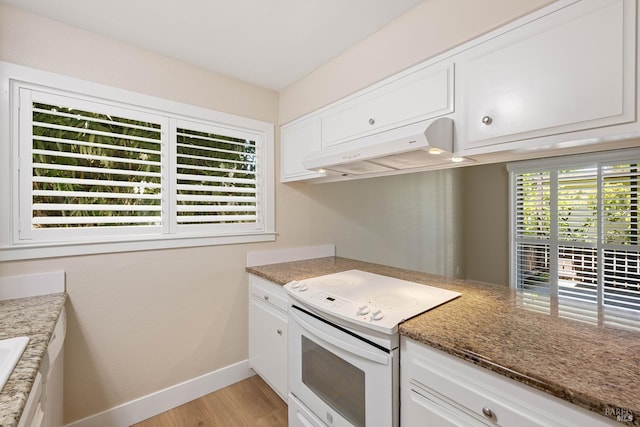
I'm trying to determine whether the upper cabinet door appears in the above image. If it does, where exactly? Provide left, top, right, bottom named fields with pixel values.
left=459, top=0, right=636, bottom=150
left=281, top=116, right=325, bottom=182
left=321, top=62, right=454, bottom=148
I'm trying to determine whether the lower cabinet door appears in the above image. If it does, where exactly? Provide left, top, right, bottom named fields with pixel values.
left=18, top=371, right=43, bottom=427
left=249, top=297, right=288, bottom=400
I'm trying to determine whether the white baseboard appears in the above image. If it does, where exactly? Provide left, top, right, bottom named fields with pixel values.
left=65, top=360, right=254, bottom=427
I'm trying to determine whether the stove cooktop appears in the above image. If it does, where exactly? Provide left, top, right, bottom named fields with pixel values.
left=285, top=269, right=461, bottom=335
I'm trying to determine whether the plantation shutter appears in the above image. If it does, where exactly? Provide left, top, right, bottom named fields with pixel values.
left=175, top=119, right=262, bottom=233
left=602, top=163, right=640, bottom=313
left=556, top=167, right=598, bottom=308
left=19, top=89, right=167, bottom=241
left=514, top=170, right=551, bottom=309
left=511, top=156, right=640, bottom=327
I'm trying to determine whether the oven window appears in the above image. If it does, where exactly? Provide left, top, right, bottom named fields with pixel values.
left=301, top=336, right=365, bottom=426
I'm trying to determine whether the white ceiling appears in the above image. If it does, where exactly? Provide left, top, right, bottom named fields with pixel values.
left=0, top=0, right=426, bottom=91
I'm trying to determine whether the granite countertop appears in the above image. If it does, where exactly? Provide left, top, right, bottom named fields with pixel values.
left=247, top=256, right=640, bottom=426
left=0, top=293, right=67, bottom=427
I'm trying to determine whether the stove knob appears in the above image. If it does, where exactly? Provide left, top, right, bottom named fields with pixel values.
left=356, top=305, right=370, bottom=316
left=372, top=310, right=384, bottom=321
left=289, top=281, right=300, bottom=289
left=298, top=284, right=309, bottom=292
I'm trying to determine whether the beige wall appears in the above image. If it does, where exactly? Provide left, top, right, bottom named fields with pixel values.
left=0, top=0, right=549, bottom=423
left=0, top=6, right=276, bottom=122
left=286, top=169, right=466, bottom=277
left=462, top=163, right=511, bottom=286
left=0, top=5, right=286, bottom=423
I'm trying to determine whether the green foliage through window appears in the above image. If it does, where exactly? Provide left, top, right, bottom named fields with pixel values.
left=32, top=102, right=162, bottom=228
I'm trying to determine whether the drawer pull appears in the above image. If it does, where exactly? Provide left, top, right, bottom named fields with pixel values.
left=368, top=118, right=375, bottom=125
left=276, top=329, right=283, bottom=336
left=482, top=407, right=494, bottom=419
left=263, top=295, right=269, bottom=301
left=481, top=115, right=493, bottom=125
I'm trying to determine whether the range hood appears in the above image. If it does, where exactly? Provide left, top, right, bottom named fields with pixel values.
left=302, top=117, right=471, bottom=177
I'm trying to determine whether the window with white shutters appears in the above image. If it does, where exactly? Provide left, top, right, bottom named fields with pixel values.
left=19, top=89, right=167, bottom=240
left=2, top=70, right=274, bottom=259
left=509, top=151, right=640, bottom=329
left=175, top=122, right=260, bottom=231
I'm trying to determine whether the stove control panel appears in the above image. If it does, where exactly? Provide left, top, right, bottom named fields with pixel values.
left=284, top=270, right=461, bottom=335
left=287, top=282, right=388, bottom=326
left=310, top=291, right=348, bottom=309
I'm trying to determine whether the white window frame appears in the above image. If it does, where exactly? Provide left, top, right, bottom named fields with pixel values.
left=508, top=148, right=640, bottom=328
left=0, top=61, right=275, bottom=261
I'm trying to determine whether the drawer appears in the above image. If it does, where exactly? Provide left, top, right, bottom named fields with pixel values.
left=321, top=63, right=453, bottom=148
left=408, top=354, right=547, bottom=426
left=401, top=338, right=617, bottom=427
left=406, top=385, right=490, bottom=426
left=249, top=274, right=288, bottom=313
left=47, top=307, right=66, bottom=364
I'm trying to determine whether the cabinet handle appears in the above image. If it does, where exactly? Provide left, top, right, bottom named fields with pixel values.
left=276, top=329, right=283, bottom=335
left=368, top=118, right=375, bottom=125
left=481, top=116, right=493, bottom=125
left=263, top=295, right=269, bottom=301
left=482, top=407, right=494, bottom=419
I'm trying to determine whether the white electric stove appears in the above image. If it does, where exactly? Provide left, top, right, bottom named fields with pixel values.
left=285, top=269, right=461, bottom=335
left=285, top=269, right=462, bottom=427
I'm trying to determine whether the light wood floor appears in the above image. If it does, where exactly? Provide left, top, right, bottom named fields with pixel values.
left=131, top=375, right=288, bottom=427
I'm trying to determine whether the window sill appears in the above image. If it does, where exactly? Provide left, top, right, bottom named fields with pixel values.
left=0, top=232, right=277, bottom=261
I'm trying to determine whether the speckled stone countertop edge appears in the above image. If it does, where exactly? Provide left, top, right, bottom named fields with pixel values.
left=247, top=256, right=640, bottom=426
left=400, top=329, right=632, bottom=426
left=0, top=293, right=67, bottom=427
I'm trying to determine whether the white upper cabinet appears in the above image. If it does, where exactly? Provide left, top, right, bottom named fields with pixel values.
left=280, top=115, right=325, bottom=182
left=280, top=0, right=640, bottom=183
left=458, top=0, right=636, bottom=151
left=321, top=62, right=454, bottom=148
left=280, top=61, right=453, bottom=182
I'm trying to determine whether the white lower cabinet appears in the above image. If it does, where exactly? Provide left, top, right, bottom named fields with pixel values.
left=18, top=370, right=43, bottom=427
left=248, top=274, right=288, bottom=401
left=400, top=337, right=617, bottom=427
left=19, top=308, right=66, bottom=427
left=43, top=308, right=65, bottom=427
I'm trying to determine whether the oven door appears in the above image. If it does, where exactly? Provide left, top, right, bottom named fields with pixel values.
left=288, top=304, right=398, bottom=427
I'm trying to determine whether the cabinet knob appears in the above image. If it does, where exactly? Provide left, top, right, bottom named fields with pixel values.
left=481, top=116, right=493, bottom=125
left=263, top=295, right=269, bottom=301
left=368, top=118, right=375, bottom=125
left=482, top=407, right=494, bottom=419
left=276, top=329, right=282, bottom=335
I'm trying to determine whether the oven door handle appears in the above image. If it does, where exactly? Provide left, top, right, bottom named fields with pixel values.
left=290, top=309, right=389, bottom=365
